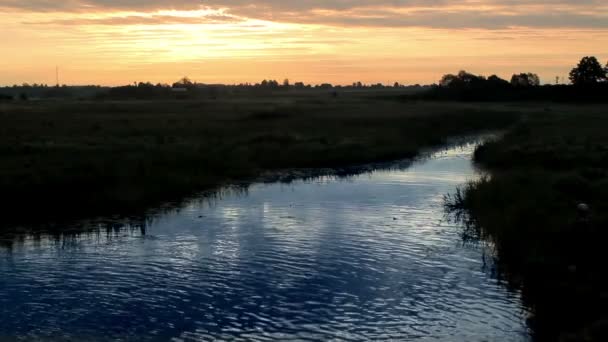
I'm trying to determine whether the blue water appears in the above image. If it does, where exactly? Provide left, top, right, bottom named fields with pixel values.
left=0, top=141, right=529, bottom=341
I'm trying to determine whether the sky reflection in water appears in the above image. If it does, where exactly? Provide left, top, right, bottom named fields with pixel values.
left=0, top=141, right=529, bottom=341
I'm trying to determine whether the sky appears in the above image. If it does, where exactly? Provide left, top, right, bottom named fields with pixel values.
left=1, top=0, right=607, bottom=86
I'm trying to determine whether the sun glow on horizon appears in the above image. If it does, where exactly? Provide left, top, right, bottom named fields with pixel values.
left=1, top=2, right=607, bottom=86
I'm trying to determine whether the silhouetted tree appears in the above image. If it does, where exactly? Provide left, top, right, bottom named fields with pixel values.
left=487, top=75, right=510, bottom=87
left=173, top=77, right=195, bottom=89
left=569, top=56, right=606, bottom=85
left=283, top=79, right=290, bottom=87
left=511, top=73, right=540, bottom=87
left=440, top=71, right=486, bottom=88
left=458, top=70, right=484, bottom=83
left=439, top=74, right=459, bottom=87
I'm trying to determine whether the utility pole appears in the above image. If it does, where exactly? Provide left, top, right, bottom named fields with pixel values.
left=56, top=66, right=59, bottom=87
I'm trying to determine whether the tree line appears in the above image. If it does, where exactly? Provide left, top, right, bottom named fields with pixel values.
left=0, top=78, right=422, bottom=101
left=416, top=56, right=607, bottom=102
left=440, top=56, right=607, bottom=88
left=1, top=56, right=606, bottom=101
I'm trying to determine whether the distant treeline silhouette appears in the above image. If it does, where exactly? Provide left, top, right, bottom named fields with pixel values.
left=414, top=56, right=608, bottom=102
left=1, top=56, right=606, bottom=102
left=0, top=84, right=105, bottom=101
left=102, top=77, right=424, bottom=100
left=0, top=78, right=424, bottom=100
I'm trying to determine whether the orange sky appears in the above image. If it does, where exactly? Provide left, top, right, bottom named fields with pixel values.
left=1, top=1, right=607, bottom=85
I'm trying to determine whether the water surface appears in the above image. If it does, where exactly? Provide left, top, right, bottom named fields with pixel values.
left=0, top=141, right=529, bottom=341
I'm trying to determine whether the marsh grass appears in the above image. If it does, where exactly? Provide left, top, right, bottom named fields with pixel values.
left=446, top=105, right=608, bottom=341
left=0, top=96, right=521, bottom=225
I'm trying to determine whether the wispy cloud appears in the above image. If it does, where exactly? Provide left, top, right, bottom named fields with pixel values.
left=24, top=13, right=242, bottom=26
left=1, top=0, right=607, bottom=85
left=3, top=0, right=608, bottom=29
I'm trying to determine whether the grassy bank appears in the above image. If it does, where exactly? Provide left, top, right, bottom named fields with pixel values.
left=0, top=96, right=520, bottom=226
left=446, top=104, right=608, bottom=341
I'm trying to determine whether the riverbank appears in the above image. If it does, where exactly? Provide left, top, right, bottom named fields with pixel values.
left=0, top=131, right=529, bottom=341
left=446, top=103, right=608, bottom=341
left=0, top=96, right=521, bottom=226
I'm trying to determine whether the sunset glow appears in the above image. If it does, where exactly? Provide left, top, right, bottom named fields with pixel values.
left=2, top=1, right=608, bottom=85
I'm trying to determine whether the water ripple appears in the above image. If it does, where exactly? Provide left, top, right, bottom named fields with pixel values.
left=0, top=141, right=530, bottom=341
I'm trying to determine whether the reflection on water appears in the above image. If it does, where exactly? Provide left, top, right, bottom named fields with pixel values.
left=0, top=140, right=530, bottom=341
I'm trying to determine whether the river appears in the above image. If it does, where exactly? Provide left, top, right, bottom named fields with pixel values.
left=0, top=139, right=530, bottom=341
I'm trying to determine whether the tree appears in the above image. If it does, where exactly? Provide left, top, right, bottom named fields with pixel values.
left=439, top=71, right=485, bottom=88
left=487, top=75, right=510, bottom=87
left=569, top=56, right=606, bottom=85
left=483, top=75, right=511, bottom=90
left=173, top=77, right=194, bottom=89
left=439, top=74, right=459, bottom=87
left=283, top=79, right=290, bottom=87
left=511, top=73, right=540, bottom=87
left=529, top=73, right=540, bottom=86
left=457, top=70, right=482, bottom=83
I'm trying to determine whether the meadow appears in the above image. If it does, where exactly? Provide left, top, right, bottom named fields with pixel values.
left=4, top=92, right=608, bottom=340
left=0, top=94, right=519, bottom=225
left=446, top=103, right=608, bottom=341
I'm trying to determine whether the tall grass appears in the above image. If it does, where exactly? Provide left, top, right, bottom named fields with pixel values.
left=0, top=97, right=520, bottom=226
left=446, top=105, right=608, bottom=341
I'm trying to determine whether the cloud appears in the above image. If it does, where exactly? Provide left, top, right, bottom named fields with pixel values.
left=24, top=13, right=241, bottom=26
left=285, top=9, right=608, bottom=29
left=1, top=0, right=606, bottom=11
left=3, top=0, right=608, bottom=29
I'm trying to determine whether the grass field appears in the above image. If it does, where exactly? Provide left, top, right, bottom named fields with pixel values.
left=446, top=103, right=608, bottom=341
left=0, top=95, right=520, bottom=225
